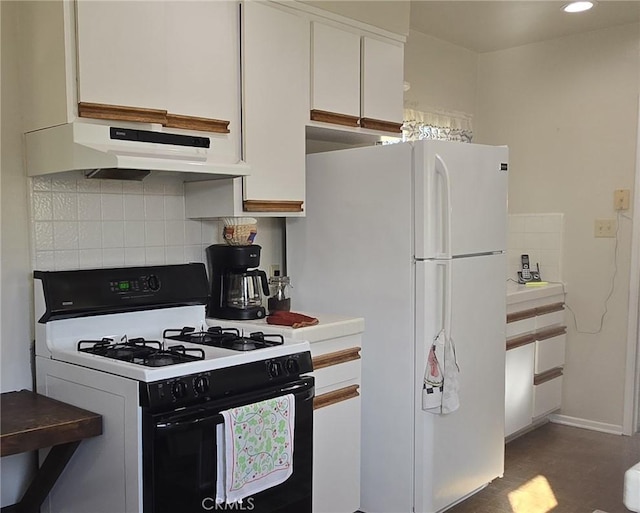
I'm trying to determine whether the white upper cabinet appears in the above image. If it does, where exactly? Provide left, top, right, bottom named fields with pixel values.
left=165, top=1, right=240, bottom=127
left=310, top=22, right=361, bottom=124
left=309, top=21, right=405, bottom=134
left=75, top=1, right=166, bottom=111
left=361, top=36, right=404, bottom=129
left=241, top=1, right=309, bottom=212
left=75, top=0, right=241, bottom=141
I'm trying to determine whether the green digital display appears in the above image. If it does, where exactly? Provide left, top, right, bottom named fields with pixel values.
left=118, top=281, right=130, bottom=291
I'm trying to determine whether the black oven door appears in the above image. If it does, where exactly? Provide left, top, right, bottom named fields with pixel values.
left=142, top=377, right=314, bottom=513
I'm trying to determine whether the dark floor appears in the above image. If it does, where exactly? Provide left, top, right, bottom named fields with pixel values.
left=448, top=422, right=640, bottom=513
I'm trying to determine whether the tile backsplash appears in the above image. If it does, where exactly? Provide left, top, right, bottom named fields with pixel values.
left=30, top=173, right=262, bottom=272
left=507, top=213, right=564, bottom=283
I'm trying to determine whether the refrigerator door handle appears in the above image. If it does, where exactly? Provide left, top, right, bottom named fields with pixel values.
left=435, top=154, right=452, bottom=259
left=439, top=259, right=453, bottom=336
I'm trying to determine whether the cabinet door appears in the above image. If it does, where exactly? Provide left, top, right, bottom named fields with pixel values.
left=76, top=1, right=167, bottom=110
left=165, top=1, right=241, bottom=159
left=361, top=37, right=404, bottom=127
left=242, top=1, right=309, bottom=208
left=311, top=22, right=360, bottom=122
left=505, top=343, right=535, bottom=437
left=165, top=1, right=239, bottom=121
left=313, top=394, right=361, bottom=513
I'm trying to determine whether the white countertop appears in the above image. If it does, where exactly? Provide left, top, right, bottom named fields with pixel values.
left=506, top=281, right=566, bottom=306
left=206, top=313, right=365, bottom=344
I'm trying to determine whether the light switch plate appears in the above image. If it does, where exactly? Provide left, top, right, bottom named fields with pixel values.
left=614, top=189, right=631, bottom=210
left=594, top=219, right=616, bottom=238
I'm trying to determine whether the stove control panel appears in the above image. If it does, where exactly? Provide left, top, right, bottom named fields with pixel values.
left=35, top=264, right=208, bottom=322
left=139, top=351, right=314, bottom=410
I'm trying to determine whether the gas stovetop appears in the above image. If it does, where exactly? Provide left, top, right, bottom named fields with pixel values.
left=78, top=337, right=206, bottom=367
left=163, top=326, right=285, bottom=352
left=34, top=264, right=310, bottom=382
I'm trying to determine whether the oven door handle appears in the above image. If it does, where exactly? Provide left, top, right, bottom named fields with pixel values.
left=155, top=413, right=223, bottom=432
left=155, top=381, right=314, bottom=432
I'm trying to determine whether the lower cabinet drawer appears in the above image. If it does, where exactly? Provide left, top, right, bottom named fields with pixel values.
left=533, top=372, right=563, bottom=418
left=534, top=333, right=566, bottom=374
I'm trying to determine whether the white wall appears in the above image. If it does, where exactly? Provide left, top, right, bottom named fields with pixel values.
left=403, top=29, right=478, bottom=116
left=476, top=23, right=639, bottom=429
left=1, top=1, right=37, bottom=506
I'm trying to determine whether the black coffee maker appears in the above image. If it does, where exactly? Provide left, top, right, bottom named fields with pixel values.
left=206, top=244, right=270, bottom=320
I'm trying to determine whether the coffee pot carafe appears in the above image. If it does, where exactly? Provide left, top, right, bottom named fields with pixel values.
left=206, top=244, right=270, bottom=320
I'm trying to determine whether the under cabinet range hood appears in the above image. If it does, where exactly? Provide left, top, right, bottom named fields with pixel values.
left=25, top=122, right=250, bottom=181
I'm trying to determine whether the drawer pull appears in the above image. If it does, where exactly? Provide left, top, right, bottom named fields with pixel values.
left=165, top=113, right=230, bottom=134
left=506, top=333, right=536, bottom=351
left=359, top=118, right=403, bottom=133
left=507, top=303, right=565, bottom=323
left=78, top=102, right=167, bottom=125
left=314, top=385, right=360, bottom=410
left=242, top=200, right=304, bottom=213
left=534, top=367, right=563, bottom=385
left=535, top=303, right=565, bottom=316
left=310, top=109, right=360, bottom=128
left=507, top=307, right=537, bottom=323
left=312, top=347, right=361, bottom=370
left=536, top=326, right=567, bottom=341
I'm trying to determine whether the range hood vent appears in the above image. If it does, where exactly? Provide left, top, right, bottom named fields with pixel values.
left=85, top=168, right=151, bottom=181
left=25, top=122, right=250, bottom=181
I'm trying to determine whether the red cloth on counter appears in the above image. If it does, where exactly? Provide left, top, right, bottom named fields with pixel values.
left=266, top=311, right=319, bottom=329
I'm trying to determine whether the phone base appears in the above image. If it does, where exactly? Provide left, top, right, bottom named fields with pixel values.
left=517, top=271, right=541, bottom=284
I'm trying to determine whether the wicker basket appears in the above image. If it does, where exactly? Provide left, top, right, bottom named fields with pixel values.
left=222, top=218, right=257, bottom=246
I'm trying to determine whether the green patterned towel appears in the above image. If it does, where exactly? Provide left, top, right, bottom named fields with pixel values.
left=216, top=394, right=295, bottom=504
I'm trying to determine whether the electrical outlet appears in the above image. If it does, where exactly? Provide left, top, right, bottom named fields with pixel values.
left=269, top=264, right=280, bottom=277
left=614, top=189, right=631, bottom=210
left=594, top=219, right=617, bottom=238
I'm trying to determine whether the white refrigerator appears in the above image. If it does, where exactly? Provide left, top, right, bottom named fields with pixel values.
left=286, top=140, right=508, bottom=513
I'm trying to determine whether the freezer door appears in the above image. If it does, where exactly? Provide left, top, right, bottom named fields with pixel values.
left=414, top=254, right=506, bottom=513
left=414, top=140, right=508, bottom=259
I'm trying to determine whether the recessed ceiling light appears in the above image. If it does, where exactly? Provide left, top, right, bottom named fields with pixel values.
left=563, top=1, right=594, bottom=13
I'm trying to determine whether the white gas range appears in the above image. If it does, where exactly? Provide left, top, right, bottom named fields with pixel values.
left=34, top=264, right=314, bottom=513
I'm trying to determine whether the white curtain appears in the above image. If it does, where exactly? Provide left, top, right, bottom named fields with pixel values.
left=402, top=108, right=473, bottom=143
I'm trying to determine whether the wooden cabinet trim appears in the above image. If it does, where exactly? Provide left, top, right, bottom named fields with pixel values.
left=79, top=103, right=231, bottom=134
left=534, top=367, right=563, bottom=385
left=506, top=333, right=536, bottom=351
left=535, top=303, right=565, bottom=316
left=313, top=385, right=359, bottom=410
left=78, top=102, right=168, bottom=125
left=312, top=347, right=361, bottom=370
left=507, top=303, right=565, bottom=323
left=536, top=326, right=567, bottom=341
left=243, top=200, right=304, bottom=213
left=310, top=109, right=360, bottom=128
left=165, top=113, right=230, bottom=134
left=359, top=117, right=403, bottom=133
left=507, top=308, right=537, bottom=323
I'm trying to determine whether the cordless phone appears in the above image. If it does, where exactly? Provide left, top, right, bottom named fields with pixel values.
left=521, top=254, right=531, bottom=281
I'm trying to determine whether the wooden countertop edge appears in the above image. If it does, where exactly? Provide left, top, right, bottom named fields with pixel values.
left=1, top=391, right=103, bottom=457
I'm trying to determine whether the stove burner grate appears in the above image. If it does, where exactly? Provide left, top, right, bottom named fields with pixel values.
left=164, top=326, right=285, bottom=351
left=78, top=337, right=205, bottom=367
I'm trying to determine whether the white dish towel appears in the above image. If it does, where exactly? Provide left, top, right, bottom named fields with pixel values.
left=422, top=330, right=460, bottom=414
left=216, top=394, right=295, bottom=505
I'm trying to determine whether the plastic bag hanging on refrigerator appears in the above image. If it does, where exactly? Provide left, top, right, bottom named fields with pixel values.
left=422, top=330, right=460, bottom=414
left=422, top=331, right=444, bottom=412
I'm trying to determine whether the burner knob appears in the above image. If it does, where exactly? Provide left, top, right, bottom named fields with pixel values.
left=172, top=380, right=188, bottom=399
left=285, top=358, right=299, bottom=375
left=194, top=376, right=210, bottom=395
left=147, top=275, right=160, bottom=292
left=268, top=361, right=282, bottom=378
